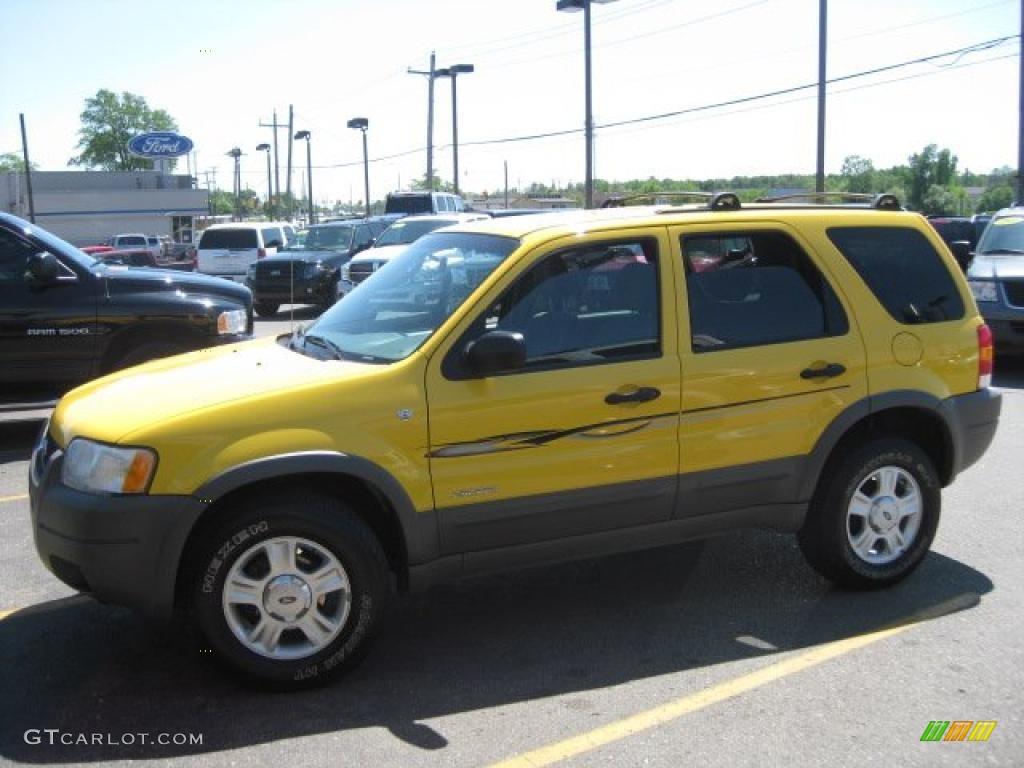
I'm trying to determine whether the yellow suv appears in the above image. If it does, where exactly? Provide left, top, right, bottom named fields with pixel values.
left=29, top=193, right=1001, bottom=686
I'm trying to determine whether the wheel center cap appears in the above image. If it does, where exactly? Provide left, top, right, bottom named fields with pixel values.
left=869, top=498, right=899, bottom=532
left=263, top=574, right=313, bottom=622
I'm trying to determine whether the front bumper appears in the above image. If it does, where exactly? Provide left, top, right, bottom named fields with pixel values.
left=940, top=388, right=1002, bottom=479
left=248, top=274, right=334, bottom=305
left=29, top=429, right=205, bottom=622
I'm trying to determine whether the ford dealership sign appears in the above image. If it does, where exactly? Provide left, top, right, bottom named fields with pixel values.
left=127, top=132, right=194, bottom=159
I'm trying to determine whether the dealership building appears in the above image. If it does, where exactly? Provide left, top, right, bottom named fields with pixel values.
left=1, top=170, right=209, bottom=246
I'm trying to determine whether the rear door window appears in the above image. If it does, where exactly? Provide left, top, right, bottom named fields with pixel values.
left=682, top=230, right=848, bottom=352
left=828, top=227, right=965, bottom=324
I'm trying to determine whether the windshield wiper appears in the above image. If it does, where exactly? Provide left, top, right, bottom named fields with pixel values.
left=980, top=248, right=1024, bottom=255
left=303, top=333, right=346, bottom=360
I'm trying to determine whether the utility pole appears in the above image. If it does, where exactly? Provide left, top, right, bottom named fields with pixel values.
left=504, top=160, right=509, bottom=209
left=286, top=105, right=294, bottom=219
left=1018, top=0, right=1023, bottom=204
left=408, top=51, right=437, bottom=190
left=815, top=0, right=827, bottom=194
left=258, top=109, right=283, bottom=205
left=18, top=113, right=35, bottom=223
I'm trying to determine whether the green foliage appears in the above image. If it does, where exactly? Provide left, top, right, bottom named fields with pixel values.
left=977, top=185, right=1014, bottom=213
left=922, top=184, right=959, bottom=216
left=0, top=152, right=37, bottom=173
left=69, top=90, right=178, bottom=171
left=839, top=155, right=876, bottom=194
left=906, top=144, right=958, bottom=210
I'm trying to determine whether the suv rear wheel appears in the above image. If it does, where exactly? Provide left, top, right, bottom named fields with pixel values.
left=190, top=493, right=392, bottom=687
left=798, top=438, right=940, bottom=589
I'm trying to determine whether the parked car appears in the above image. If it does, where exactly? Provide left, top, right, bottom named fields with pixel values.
left=28, top=193, right=1000, bottom=687
left=967, top=205, right=1024, bottom=354
left=245, top=220, right=380, bottom=316
left=384, top=190, right=466, bottom=215
left=110, top=233, right=161, bottom=261
left=98, top=248, right=159, bottom=267
left=79, top=245, right=115, bottom=256
left=0, top=212, right=253, bottom=394
left=196, top=222, right=295, bottom=283
left=337, top=212, right=490, bottom=299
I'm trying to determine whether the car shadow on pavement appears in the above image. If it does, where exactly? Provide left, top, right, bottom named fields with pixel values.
left=0, top=530, right=993, bottom=762
left=993, top=354, right=1024, bottom=390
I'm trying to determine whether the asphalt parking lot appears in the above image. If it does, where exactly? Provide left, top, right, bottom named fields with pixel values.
left=1, top=317, right=1021, bottom=767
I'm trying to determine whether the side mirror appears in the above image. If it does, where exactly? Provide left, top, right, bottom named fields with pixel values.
left=27, top=252, right=60, bottom=283
left=949, top=240, right=972, bottom=272
left=464, top=331, right=527, bottom=375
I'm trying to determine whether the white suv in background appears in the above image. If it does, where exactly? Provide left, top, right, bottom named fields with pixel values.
left=337, top=212, right=489, bottom=299
left=196, top=222, right=296, bottom=282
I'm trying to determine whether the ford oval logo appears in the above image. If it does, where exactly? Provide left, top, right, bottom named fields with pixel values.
left=127, top=132, right=194, bottom=159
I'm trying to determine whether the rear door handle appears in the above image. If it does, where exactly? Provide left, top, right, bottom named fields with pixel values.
left=800, top=363, right=846, bottom=380
left=605, top=386, right=661, bottom=405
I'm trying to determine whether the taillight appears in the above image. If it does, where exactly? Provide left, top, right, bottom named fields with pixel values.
left=257, top=248, right=267, bottom=260
left=978, top=323, right=993, bottom=389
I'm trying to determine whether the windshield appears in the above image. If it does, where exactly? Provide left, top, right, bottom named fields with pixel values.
left=386, top=195, right=432, bottom=215
left=287, top=225, right=353, bottom=250
left=977, top=214, right=1024, bottom=254
left=375, top=218, right=450, bottom=247
left=300, top=232, right=518, bottom=363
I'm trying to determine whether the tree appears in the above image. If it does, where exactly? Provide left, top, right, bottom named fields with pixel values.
left=0, top=152, right=37, bottom=173
left=922, top=184, right=958, bottom=216
left=977, top=185, right=1014, bottom=213
left=839, top=155, right=876, bottom=193
left=69, top=89, right=178, bottom=171
left=907, top=144, right=958, bottom=210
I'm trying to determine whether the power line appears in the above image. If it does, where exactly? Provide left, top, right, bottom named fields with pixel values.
left=304, top=35, right=1018, bottom=170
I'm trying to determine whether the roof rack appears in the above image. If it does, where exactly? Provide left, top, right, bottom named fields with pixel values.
left=601, top=191, right=743, bottom=211
left=754, top=192, right=902, bottom=210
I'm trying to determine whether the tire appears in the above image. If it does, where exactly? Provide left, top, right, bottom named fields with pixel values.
left=115, top=340, right=191, bottom=370
left=798, top=438, right=940, bottom=589
left=254, top=301, right=280, bottom=318
left=190, top=493, right=392, bottom=687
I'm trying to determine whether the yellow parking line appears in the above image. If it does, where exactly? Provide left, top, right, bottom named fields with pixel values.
left=489, top=623, right=912, bottom=768
left=0, top=494, right=28, bottom=504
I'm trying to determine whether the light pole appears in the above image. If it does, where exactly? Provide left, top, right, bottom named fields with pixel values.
left=556, top=0, right=617, bottom=209
left=294, top=130, right=314, bottom=225
left=347, top=117, right=370, bottom=217
left=256, top=143, right=273, bottom=218
left=226, top=147, right=242, bottom=220
left=435, top=64, right=474, bottom=196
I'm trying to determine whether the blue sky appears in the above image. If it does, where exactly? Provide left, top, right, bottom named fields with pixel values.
left=1, top=0, right=1019, bottom=205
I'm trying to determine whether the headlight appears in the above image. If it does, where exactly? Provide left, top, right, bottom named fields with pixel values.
left=969, top=280, right=998, bottom=303
left=340, top=264, right=351, bottom=281
left=62, top=439, right=157, bottom=494
left=217, top=308, right=247, bottom=334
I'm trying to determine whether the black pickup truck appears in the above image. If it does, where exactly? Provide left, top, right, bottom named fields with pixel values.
left=0, top=212, right=253, bottom=396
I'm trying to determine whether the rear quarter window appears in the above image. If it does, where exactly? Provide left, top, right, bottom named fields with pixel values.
left=827, top=226, right=965, bottom=325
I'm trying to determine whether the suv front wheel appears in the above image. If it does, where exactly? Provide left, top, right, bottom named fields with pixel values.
left=799, top=438, right=941, bottom=589
left=190, top=493, right=392, bottom=687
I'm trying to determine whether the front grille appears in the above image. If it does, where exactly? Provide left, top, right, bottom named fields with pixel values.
left=1003, top=280, right=1024, bottom=308
left=349, top=261, right=381, bottom=285
left=254, top=261, right=304, bottom=292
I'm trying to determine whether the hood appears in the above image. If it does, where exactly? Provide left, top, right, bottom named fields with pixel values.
left=968, top=253, right=1024, bottom=281
left=52, top=337, right=376, bottom=446
left=352, top=244, right=408, bottom=264
left=99, top=264, right=251, bottom=304
left=266, top=247, right=349, bottom=263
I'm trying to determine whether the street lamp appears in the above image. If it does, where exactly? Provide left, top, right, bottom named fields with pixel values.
left=347, top=117, right=370, bottom=218
left=226, top=147, right=242, bottom=221
left=256, top=143, right=272, bottom=218
left=556, top=0, right=617, bottom=209
left=294, top=130, right=314, bottom=225
left=434, top=64, right=474, bottom=196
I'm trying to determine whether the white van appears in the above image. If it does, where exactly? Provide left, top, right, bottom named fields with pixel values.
left=196, top=222, right=296, bottom=282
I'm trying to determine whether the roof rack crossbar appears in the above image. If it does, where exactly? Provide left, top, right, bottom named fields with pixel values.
left=753, top=191, right=902, bottom=210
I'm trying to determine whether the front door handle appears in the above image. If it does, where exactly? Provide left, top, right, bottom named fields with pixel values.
left=605, top=386, right=661, bottom=405
left=800, top=363, right=846, bottom=380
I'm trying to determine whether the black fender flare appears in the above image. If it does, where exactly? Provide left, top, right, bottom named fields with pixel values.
left=194, top=451, right=440, bottom=565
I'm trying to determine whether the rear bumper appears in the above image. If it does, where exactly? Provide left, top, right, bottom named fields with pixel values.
left=29, top=433, right=204, bottom=622
left=940, top=388, right=1001, bottom=479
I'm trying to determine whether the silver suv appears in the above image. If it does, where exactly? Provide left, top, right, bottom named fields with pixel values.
left=967, top=206, right=1024, bottom=354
